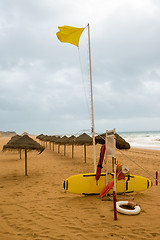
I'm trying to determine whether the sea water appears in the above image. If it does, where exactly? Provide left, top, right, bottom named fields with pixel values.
left=118, top=131, right=160, bottom=150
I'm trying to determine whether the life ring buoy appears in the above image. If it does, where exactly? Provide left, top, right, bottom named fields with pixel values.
left=116, top=201, right=141, bottom=215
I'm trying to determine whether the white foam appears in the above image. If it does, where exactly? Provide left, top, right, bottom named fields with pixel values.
left=119, top=131, right=160, bottom=150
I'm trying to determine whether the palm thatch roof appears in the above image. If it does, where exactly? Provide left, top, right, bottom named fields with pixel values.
left=74, top=133, right=93, bottom=145
left=67, top=135, right=76, bottom=145
left=42, top=135, right=52, bottom=142
left=49, top=136, right=60, bottom=143
left=73, top=133, right=93, bottom=163
left=95, top=133, right=130, bottom=149
left=7, top=135, right=22, bottom=144
left=3, top=135, right=45, bottom=152
left=55, top=136, right=68, bottom=145
left=36, top=134, right=45, bottom=140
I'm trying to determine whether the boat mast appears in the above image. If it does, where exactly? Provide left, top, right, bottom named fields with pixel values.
left=87, top=23, right=96, bottom=172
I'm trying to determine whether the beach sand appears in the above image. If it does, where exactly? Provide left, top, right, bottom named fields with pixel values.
left=0, top=136, right=160, bottom=240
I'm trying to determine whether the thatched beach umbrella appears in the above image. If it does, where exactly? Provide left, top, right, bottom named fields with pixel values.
left=45, top=136, right=53, bottom=150
left=37, top=135, right=49, bottom=147
left=43, top=135, right=52, bottom=148
left=7, top=135, right=22, bottom=159
left=36, top=134, right=45, bottom=145
left=67, top=135, right=76, bottom=144
left=3, top=135, right=45, bottom=176
left=9, top=135, right=22, bottom=142
left=54, top=136, right=61, bottom=153
left=67, top=135, right=76, bottom=158
left=95, top=133, right=130, bottom=149
left=57, top=136, right=68, bottom=144
left=36, top=134, right=44, bottom=140
left=49, top=136, right=60, bottom=151
left=56, top=136, right=68, bottom=156
left=74, top=133, right=93, bottom=163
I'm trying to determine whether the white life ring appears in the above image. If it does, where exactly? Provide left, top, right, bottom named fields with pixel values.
left=116, top=201, right=141, bottom=215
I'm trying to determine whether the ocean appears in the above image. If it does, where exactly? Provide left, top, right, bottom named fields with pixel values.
left=119, top=131, right=160, bottom=150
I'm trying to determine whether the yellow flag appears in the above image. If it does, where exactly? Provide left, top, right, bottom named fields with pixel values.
left=56, top=26, right=84, bottom=47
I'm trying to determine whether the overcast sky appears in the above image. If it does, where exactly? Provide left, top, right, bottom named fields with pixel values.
left=1, top=0, right=160, bottom=135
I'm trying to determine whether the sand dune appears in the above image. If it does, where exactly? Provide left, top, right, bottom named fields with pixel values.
left=0, top=137, right=160, bottom=240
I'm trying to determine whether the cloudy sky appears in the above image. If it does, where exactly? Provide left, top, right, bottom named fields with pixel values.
left=1, top=0, right=160, bottom=135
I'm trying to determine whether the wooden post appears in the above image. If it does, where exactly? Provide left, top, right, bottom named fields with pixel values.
left=156, top=171, right=158, bottom=185
left=72, top=144, right=74, bottom=158
left=20, top=149, right=21, bottom=159
left=64, top=145, right=66, bottom=156
left=113, top=157, right=117, bottom=220
left=58, top=144, right=60, bottom=153
left=25, top=149, right=28, bottom=176
left=113, top=190, right=117, bottom=220
left=113, top=130, right=117, bottom=220
left=84, top=144, right=86, bottom=163
left=53, top=143, right=54, bottom=151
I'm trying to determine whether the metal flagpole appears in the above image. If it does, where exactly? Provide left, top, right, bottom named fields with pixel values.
left=87, top=23, right=96, bottom=172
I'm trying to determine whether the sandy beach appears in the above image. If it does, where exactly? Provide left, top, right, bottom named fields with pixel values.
left=0, top=136, right=160, bottom=240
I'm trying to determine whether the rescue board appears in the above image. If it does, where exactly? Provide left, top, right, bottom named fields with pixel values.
left=63, top=173, right=152, bottom=195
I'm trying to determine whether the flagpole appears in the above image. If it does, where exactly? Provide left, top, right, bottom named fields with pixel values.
left=87, top=23, right=96, bottom=173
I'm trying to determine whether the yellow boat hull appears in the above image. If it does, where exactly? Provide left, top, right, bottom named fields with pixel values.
left=63, top=173, right=152, bottom=195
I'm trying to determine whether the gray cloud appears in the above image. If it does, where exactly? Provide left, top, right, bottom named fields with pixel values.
left=0, top=0, right=160, bottom=135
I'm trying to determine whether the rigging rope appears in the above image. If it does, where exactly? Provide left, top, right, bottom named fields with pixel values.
left=117, top=148, right=160, bottom=183
left=77, top=47, right=92, bottom=125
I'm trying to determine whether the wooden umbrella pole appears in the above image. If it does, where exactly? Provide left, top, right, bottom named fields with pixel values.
left=72, top=144, right=74, bottom=158
left=58, top=144, right=60, bottom=153
left=64, top=144, right=66, bottom=156
left=113, top=157, right=117, bottom=220
left=156, top=171, right=158, bottom=185
left=84, top=144, right=87, bottom=163
left=53, top=143, right=54, bottom=151
left=25, top=149, right=28, bottom=176
left=113, top=130, right=117, bottom=220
